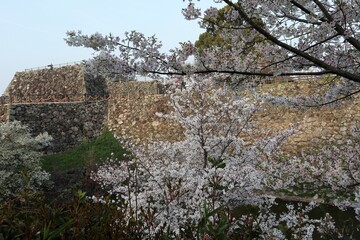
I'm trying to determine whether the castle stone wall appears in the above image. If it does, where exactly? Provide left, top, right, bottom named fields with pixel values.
left=107, top=94, right=182, bottom=143
left=2, top=64, right=359, bottom=154
left=106, top=80, right=163, bottom=97
left=5, top=65, right=86, bottom=101
left=84, top=73, right=108, bottom=97
left=0, top=105, right=8, bottom=122
left=8, top=101, right=107, bottom=152
left=254, top=82, right=360, bottom=153
left=106, top=81, right=360, bottom=154
left=253, top=101, right=359, bottom=153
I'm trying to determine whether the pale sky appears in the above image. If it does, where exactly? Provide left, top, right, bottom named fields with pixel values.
left=0, top=0, right=221, bottom=94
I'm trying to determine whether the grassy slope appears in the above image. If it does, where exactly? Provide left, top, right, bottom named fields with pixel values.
left=41, top=131, right=128, bottom=172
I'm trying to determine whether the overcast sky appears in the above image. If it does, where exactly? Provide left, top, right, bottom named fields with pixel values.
left=0, top=0, right=222, bottom=94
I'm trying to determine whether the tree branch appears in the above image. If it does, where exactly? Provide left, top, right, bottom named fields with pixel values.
left=306, top=87, right=360, bottom=107
left=261, top=33, right=340, bottom=71
left=312, top=0, right=360, bottom=51
left=222, top=0, right=360, bottom=83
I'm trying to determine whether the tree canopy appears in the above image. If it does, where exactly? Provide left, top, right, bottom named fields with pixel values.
left=195, top=5, right=239, bottom=52
left=195, top=4, right=266, bottom=55
left=62, top=2, right=360, bottom=238
left=65, top=0, right=359, bottom=88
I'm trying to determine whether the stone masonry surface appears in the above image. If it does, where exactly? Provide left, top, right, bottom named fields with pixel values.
left=0, top=105, right=8, bottom=122
left=5, top=65, right=86, bottom=101
left=108, top=81, right=360, bottom=154
left=1, top=64, right=359, bottom=154
left=255, top=82, right=360, bottom=153
left=107, top=94, right=183, bottom=143
left=107, top=80, right=163, bottom=97
left=8, top=101, right=107, bottom=152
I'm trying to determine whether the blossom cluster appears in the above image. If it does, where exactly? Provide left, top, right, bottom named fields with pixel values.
left=0, top=121, right=52, bottom=200
left=66, top=0, right=359, bottom=90
left=66, top=0, right=360, bottom=237
left=184, top=0, right=360, bottom=81
left=91, top=80, right=356, bottom=238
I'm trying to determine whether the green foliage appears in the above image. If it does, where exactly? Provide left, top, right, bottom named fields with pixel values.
left=0, top=188, right=251, bottom=240
left=0, top=190, right=146, bottom=240
left=41, top=131, right=128, bottom=172
left=195, top=5, right=266, bottom=55
left=41, top=220, right=74, bottom=240
left=196, top=202, right=229, bottom=240
left=1, top=177, right=358, bottom=239
left=195, top=30, right=229, bottom=52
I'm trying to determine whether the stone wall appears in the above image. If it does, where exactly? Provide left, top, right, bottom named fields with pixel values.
left=251, top=102, right=359, bottom=153
left=106, top=80, right=163, bottom=98
left=5, top=65, right=86, bottom=101
left=0, top=105, right=8, bottom=122
left=2, top=63, right=359, bottom=154
left=106, top=81, right=360, bottom=154
left=106, top=80, right=178, bottom=142
left=84, top=73, right=108, bottom=97
left=107, top=94, right=182, bottom=143
left=255, top=81, right=360, bottom=153
left=8, top=101, right=107, bottom=152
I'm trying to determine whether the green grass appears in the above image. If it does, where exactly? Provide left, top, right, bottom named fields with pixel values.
left=41, top=131, right=128, bottom=172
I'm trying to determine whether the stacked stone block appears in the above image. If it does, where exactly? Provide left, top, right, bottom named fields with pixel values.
left=2, top=64, right=359, bottom=154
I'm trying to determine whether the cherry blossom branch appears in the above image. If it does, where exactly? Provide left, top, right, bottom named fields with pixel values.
left=312, top=0, right=360, bottom=51
left=305, top=87, right=360, bottom=107
left=223, top=0, right=360, bottom=83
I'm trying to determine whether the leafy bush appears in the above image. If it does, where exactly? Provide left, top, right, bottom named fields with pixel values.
left=0, top=190, right=146, bottom=240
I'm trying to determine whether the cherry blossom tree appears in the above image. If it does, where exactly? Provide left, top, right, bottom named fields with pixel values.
left=264, top=126, right=360, bottom=200
left=65, top=1, right=360, bottom=104
left=0, top=121, right=52, bottom=200
left=91, top=81, right=352, bottom=238
left=65, top=1, right=359, bottom=84
left=65, top=0, right=360, bottom=237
